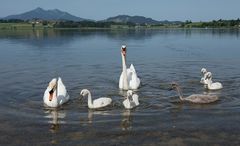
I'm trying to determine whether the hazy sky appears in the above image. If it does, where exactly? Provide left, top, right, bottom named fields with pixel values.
left=1, top=0, right=240, bottom=21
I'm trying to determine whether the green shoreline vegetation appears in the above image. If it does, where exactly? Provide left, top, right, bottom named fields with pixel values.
left=0, top=19, right=240, bottom=30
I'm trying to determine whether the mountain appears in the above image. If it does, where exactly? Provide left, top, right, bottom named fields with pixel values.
left=3, top=7, right=86, bottom=21
left=104, top=15, right=183, bottom=25
left=2, top=8, right=182, bottom=24
left=105, top=15, right=160, bottom=24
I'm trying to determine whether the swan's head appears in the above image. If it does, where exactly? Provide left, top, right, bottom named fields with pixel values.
left=121, top=45, right=127, bottom=57
left=48, top=78, right=57, bottom=101
left=201, top=68, right=207, bottom=74
left=80, top=89, right=90, bottom=97
left=206, top=72, right=212, bottom=79
left=127, top=90, right=133, bottom=97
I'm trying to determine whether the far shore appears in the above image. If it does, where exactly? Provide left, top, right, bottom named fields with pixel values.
left=1, top=20, right=240, bottom=31
left=0, top=25, right=239, bottom=31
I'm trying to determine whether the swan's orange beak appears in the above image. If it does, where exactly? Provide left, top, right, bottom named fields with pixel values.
left=122, top=47, right=126, bottom=56
left=49, top=89, right=54, bottom=101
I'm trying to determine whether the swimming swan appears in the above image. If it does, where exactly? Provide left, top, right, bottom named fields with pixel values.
left=204, top=72, right=223, bottom=90
left=200, top=68, right=208, bottom=84
left=80, top=89, right=112, bottom=109
left=43, top=77, right=70, bottom=108
left=123, top=90, right=139, bottom=109
left=119, top=45, right=141, bottom=90
left=170, top=82, right=218, bottom=104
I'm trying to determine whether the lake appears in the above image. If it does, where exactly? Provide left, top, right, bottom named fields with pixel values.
left=0, top=28, right=240, bottom=145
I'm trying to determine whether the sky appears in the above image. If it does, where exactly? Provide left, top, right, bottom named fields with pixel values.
left=1, top=0, right=240, bottom=22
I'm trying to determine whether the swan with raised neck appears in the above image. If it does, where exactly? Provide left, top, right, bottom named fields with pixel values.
left=119, top=45, right=140, bottom=90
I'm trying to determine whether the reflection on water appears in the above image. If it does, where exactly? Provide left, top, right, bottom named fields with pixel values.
left=0, top=29, right=240, bottom=145
left=121, top=109, right=132, bottom=131
left=0, top=29, right=239, bottom=48
left=44, top=109, right=66, bottom=133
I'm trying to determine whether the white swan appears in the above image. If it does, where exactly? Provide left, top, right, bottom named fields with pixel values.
left=80, top=89, right=112, bottom=109
left=170, top=82, right=218, bottom=104
left=200, top=68, right=208, bottom=84
left=204, top=72, right=223, bottom=90
left=43, top=77, right=70, bottom=108
left=123, top=90, right=139, bottom=109
left=119, top=45, right=141, bottom=90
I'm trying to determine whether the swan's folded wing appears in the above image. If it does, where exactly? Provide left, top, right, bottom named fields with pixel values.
left=132, top=94, right=139, bottom=106
left=57, top=77, right=67, bottom=97
left=129, top=64, right=136, bottom=73
left=129, top=73, right=141, bottom=89
left=93, top=97, right=112, bottom=108
left=123, top=98, right=130, bottom=109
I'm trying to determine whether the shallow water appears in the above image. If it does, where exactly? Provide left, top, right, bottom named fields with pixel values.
left=0, top=29, right=240, bottom=145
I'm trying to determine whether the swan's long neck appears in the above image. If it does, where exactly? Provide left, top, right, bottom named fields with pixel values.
left=175, top=86, right=184, bottom=101
left=121, top=54, right=129, bottom=90
left=87, top=91, right=94, bottom=108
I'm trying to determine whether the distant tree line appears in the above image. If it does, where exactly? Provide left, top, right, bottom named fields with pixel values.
left=53, top=21, right=136, bottom=28
left=0, top=19, right=25, bottom=23
left=182, top=19, right=240, bottom=28
left=201, top=19, right=240, bottom=28
left=1, top=18, right=240, bottom=28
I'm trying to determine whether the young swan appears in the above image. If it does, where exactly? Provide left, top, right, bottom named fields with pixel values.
left=200, top=68, right=208, bottom=84
left=204, top=72, right=223, bottom=90
left=170, top=82, right=218, bottom=104
left=80, top=89, right=112, bottom=109
left=123, top=90, right=139, bottom=109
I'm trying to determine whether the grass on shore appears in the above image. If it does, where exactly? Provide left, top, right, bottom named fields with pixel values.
left=0, top=23, right=52, bottom=30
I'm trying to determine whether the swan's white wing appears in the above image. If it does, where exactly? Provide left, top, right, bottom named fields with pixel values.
left=120, top=64, right=140, bottom=90
left=209, top=82, right=223, bottom=90
left=123, top=98, right=131, bottom=109
left=57, top=77, right=69, bottom=105
left=93, top=97, right=112, bottom=108
left=123, top=95, right=139, bottom=109
left=127, top=68, right=132, bottom=82
left=57, top=77, right=67, bottom=97
left=128, top=64, right=141, bottom=89
left=127, top=64, right=136, bottom=80
left=129, top=64, right=136, bottom=73
left=132, top=94, right=139, bottom=106
left=186, top=94, right=218, bottom=103
left=129, top=72, right=141, bottom=89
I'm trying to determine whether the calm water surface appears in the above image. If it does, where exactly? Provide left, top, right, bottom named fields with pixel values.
left=0, top=29, right=240, bottom=145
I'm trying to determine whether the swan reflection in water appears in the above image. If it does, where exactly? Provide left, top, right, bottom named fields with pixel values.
left=44, top=109, right=66, bottom=133
left=87, top=109, right=133, bottom=131
left=121, top=109, right=132, bottom=131
left=87, top=110, right=111, bottom=124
